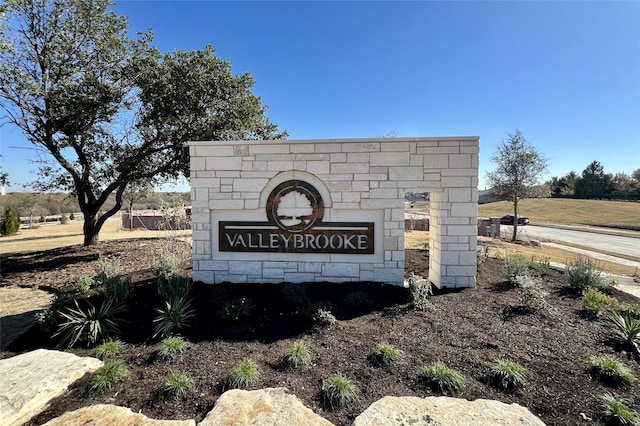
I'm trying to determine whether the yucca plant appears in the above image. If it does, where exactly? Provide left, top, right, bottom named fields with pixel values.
left=153, top=295, right=196, bottom=338
left=91, top=339, right=124, bottom=361
left=419, top=361, right=466, bottom=395
left=162, top=370, right=195, bottom=399
left=157, top=336, right=190, bottom=362
left=322, top=373, right=360, bottom=411
left=487, top=358, right=531, bottom=392
left=225, top=359, right=259, bottom=390
left=283, top=341, right=311, bottom=369
left=598, top=393, right=640, bottom=426
left=55, top=298, right=127, bottom=347
left=607, top=312, right=640, bottom=360
left=370, top=342, right=403, bottom=367
left=86, top=359, right=130, bottom=394
left=586, top=355, right=637, bottom=387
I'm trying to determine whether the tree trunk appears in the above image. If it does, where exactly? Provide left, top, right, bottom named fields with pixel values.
left=512, top=199, right=519, bottom=241
left=83, top=213, right=101, bottom=246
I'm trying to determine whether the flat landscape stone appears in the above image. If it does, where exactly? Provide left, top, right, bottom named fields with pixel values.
left=42, top=404, right=195, bottom=426
left=353, top=395, right=546, bottom=426
left=0, top=349, right=103, bottom=426
left=198, top=387, right=333, bottom=426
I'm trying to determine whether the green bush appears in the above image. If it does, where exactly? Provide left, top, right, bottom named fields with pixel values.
left=504, top=253, right=528, bottom=283
left=406, top=273, right=434, bottom=311
left=74, top=275, right=94, bottom=294
left=153, top=295, right=195, bottom=338
left=344, top=291, right=372, bottom=309
left=528, top=256, right=550, bottom=275
left=153, top=252, right=181, bottom=288
left=586, top=355, right=637, bottom=387
left=55, top=298, right=127, bottom=347
left=91, top=339, right=124, bottom=361
left=95, top=257, right=131, bottom=302
left=322, top=373, right=360, bottom=411
left=69, top=212, right=75, bottom=220
left=86, top=359, right=130, bottom=394
left=369, top=342, right=403, bottom=367
left=281, top=283, right=308, bottom=306
left=34, top=293, right=70, bottom=333
left=158, top=275, right=191, bottom=301
left=225, top=359, right=259, bottom=390
left=221, top=297, right=255, bottom=321
left=583, top=288, right=619, bottom=316
left=162, top=370, right=195, bottom=399
left=283, top=341, right=311, bottom=369
left=515, top=276, right=550, bottom=313
left=487, top=358, right=531, bottom=392
left=619, top=303, right=640, bottom=320
left=598, top=393, right=640, bottom=426
left=566, top=256, right=616, bottom=291
left=312, top=307, right=337, bottom=326
left=476, top=245, right=489, bottom=264
left=419, top=361, right=466, bottom=396
left=157, top=336, right=190, bottom=362
left=1, top=206, right=20, bottom=236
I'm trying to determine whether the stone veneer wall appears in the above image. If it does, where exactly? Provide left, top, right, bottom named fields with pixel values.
left=189, top=137, right=479, bottom=288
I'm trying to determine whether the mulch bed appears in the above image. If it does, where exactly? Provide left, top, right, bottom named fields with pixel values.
left=1, top=238, right=639, bottom=425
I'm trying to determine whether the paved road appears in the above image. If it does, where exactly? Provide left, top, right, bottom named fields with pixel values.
left=502, top=225, right=640, bottom=259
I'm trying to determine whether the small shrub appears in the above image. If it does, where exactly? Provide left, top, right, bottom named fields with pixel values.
left=157, top=336, right=190, bottom=362
left=74, top=275, right=94, bottom=294
left=598, top=393, right=640, bottom=426
left=515, top=276, right=550, bottom=313
left=583, top=288, right=619, bottom=316
left=0, top=206, right=20, bottom=236
left=55, top=298, right=127, bottom=347
left=158, top=275, right=191, bottom=301
left=344, top=291, right=372, bottom=309
left=586, top=355, right=637, bottom=387
left=225, top=359, right=259, bottom=390
left=405, top=273, right=434, bottom=311
left=476, top=245, right=489, bottom=264
left=313, top=307, right=337, bottom=326
left=370, top=342, right=403, bottom=367
left=153, top=252, right=181, bottom=287
left=283, top=341, right=311, bottom=369
left=567, top=256, right=616, bottom=291
left=487, top=358, right=531, bottom=392
left=91, top=339, right=124, bottom=360
left=86, top=359, right=130, bottom=394
left=619, top=303, right=640, bottom=320
left=529, top=256, right=550, bottom=275
left=69, top=212, right=75, bottom=220
left=504, top=253, right=528, bottom=284
left=162, top=370, right=195, bottom=399
left=322, top=373, right=360, bottom=410
left=281, top=284, right=308, bottom=306
left=59, top=213, right=68, bottom=224
left=423, top=240, right=430, bottom=250
left=222, top=297, right=255, bottom=321
left=153, top=295, right=196, bottom=338
left=35, top=292, right=70, bottom=333
left=96, top=257, right=131, bottom=302
left=419, top=361, right=466, bottom=395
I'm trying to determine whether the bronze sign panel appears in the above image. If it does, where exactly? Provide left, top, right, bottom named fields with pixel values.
left=219, top=180, right=375, bottom=254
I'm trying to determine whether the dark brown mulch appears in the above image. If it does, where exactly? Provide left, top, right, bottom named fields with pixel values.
left=1, top=238, right=640, bottom=426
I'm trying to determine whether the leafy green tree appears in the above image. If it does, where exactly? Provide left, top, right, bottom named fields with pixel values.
left=1, top=206, right=20, bottom=235
left=487, top=129, right=548, bottom=241
left=574, top=161, right=614, bottom=199
left=0, top=0, right=286, bottom=245
left=548, top=171, right=578, bottom=197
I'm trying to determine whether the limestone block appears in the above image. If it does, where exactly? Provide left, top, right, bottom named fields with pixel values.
left=198, top=388, right=332, bottom=426
left=370, top=151, right=409, bottom=166
left=248, top=144, right=290, bottom=154
left=206, top=157, right=241, bottom=170
left=43, top=404, right=195, bottom=426
left=353, top=396, right=546, bottom=426
left=344, top=142, right=381, bottom=152
left=332, top=162, right=369, bottom=174
left=389, top=166, right=423, bottom=181
left=322, top=263, right=360, bottom=277
left=229, top=261, right=262, bottom=275
left=233, top=178, right=269, bottom=192
left=0, top=349, right=103, bottom=426
left=306, top=161, right=330, bottom=175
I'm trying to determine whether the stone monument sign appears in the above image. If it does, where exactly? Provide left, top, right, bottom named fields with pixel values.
left=189, top=137, right=479, bottom=288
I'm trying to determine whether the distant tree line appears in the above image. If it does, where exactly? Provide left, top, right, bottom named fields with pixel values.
left=546, top=161, right=640, bottom=200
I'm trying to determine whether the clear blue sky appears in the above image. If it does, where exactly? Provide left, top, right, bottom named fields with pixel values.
left=1, top=0, right=639, bottom=193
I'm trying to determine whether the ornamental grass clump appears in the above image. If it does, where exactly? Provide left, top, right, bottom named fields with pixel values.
left=225, top=359, right=259, bottom=390
left=369, top=342, right=403, bottom=368
left=91, top=339, right=124, bottom=361
left=162, top=370, right=195, bottom=399
left=321, top=373, right=360, bottom=411
left=157, top=336, right=190, bottom=362
left=598, top=393, right=640, bottom=426
left=283, top=341, right=311, bottom=369
left=418, top=361, right=466, bottom=396
left=586, top=355, right=637, bottom=387
left=86, top=359, right=130, bottom=394
left=487, top=358, right=532, bottom=392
